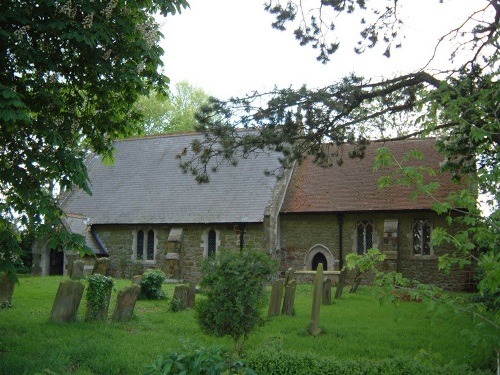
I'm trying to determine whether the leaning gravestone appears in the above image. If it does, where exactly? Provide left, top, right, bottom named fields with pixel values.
left=0, top=273, right=15, bottom=308
left=92, top=257, right=109, bottom=276
left=111, top=285, right=141, bottom=322
left=281, top=279, right=297, bottom=316
left=308, top=263, right=323, bottom=336
left=284, top=268, right=296, bottom=286
left=50, top=280, right=85, bottom=322
left=335, top=267, right=348, bottom=300
left=70, top=260, right=85, bottom=280
left=322, top=277, right=332, bottom=305
left=268, top=278, right=284, bottom=317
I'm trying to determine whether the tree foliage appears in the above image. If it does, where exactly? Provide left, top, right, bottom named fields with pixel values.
left=0, top=0, right=189, bottom=276
left=134, top=81, right=209, bottom=135
left=180, top=0, right=499, bottom=360
left=196, top=249, right=278, bottom=355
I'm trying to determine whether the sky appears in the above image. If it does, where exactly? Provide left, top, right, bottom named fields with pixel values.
left=159, top=0, right=483, bottom=99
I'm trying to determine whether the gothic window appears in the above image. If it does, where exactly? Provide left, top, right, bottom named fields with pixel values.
left=135, top=228, right=156, bottom=261
left=136, top=230, right=144, bottom=260
left=147, top=230, right=155, bottom=261
left=207, top=229, right=217, bottom=258
left=413, top=219, right=432, bottom=256
left=357, top=221, right=373, bottom=254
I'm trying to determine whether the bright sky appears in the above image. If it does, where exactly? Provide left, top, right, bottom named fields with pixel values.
left=160, top=0, right=483, bottom=99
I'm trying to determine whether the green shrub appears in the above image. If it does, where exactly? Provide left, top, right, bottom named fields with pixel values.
left=196, top=249, right=278, bottom=355
left=244, top=350, right=491, bottom=375
left=140, top=269, right=168, bottom=300
left=144, top=343, right=255, bottom=375
left=168, top=296, right=184, bottom=312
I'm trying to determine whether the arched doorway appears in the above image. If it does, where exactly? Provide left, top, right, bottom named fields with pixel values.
left=49, top=248, right=64, bottom=275
left=304, top=244, right=335, bottom=271
left=312, top=252, right=327, bottom=270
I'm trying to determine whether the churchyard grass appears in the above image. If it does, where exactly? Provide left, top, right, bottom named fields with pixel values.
left=0, top=276, right=495, bottom=374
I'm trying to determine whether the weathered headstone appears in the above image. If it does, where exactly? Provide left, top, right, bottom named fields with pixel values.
left=0, top=273, right=15, bottom=308
left=268, top=278, right=284, bottom=317
left=131, top=275, right=142, bottom=286
left=50, top=280, right=85, bottom=322
left=92, top=257, right=109, bottom=276
left=186, top=283, right=196, bottom=308
left=85, top=284, right=113, bottom=321
left=335, top=267, right=348, bottom=299
left=173, top=284, right=190, bottom=309
left=350, top=267, right=362, bottom=293
left=284, top=268, right=296, bottom=285
left=322, top=277, right=332, bottom=305
left=111, top=285, right=141, bottom=322
left=281, top=279, right=297, bottom=316
left=70, top=260, right=85, bottom=280
left=308, top=263, right=323, bottom=336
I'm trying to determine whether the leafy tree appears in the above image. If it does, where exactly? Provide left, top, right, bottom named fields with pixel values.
left=180, top=1, right=499, bottom=366
left=0, top=0, right=189, bottom=278
left=196, top=249, right=278, bottom=355
left=134, top=81, right=210, bottom=135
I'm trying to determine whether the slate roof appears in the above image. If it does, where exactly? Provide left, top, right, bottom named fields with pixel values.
left=61, top=133, right=283, bottom=225
left=280, top=138, right=466, bottom=213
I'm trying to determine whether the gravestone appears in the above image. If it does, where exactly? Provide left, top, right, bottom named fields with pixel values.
left=173, top=284, right=190, bottom=309
left=85, top=283, right=113, bottom=321
left=335, top=267, right=348, bottom=299
left=322, top=277, right=332, bottom=305
left=284, top=268, right=296, bottom=285
left=70, top=260, right=85, bottom=280
left=350, top=267, right=362, bottom=293
left=111, top=285, right=141, bottom=322
left=186, top=283, right=196, bottom=308
left=308, top=263, right=323, bottom=336
left=92, top=257, right=109, bottom=276
left=281, top=279, right=297, bottom=316
left=268, top=278, right=284, bottom=317
left=50, top=280, right=85, bottom=322
left=0, top=273, right=15, bottom=308
left=131, top=275, right=142, bottom=286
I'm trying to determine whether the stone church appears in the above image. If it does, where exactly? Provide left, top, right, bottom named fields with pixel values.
left=32, top=133, right=475, bottom=291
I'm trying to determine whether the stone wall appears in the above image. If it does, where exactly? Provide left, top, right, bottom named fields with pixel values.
left=92, top=222, right=270, bottom=283
left=280, top=211, right=476, bottom=291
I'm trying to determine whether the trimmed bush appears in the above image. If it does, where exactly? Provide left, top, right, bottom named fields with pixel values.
left=244, top=350, right=491, bottom=375
left=140, top=269, right=168, bottom=300
left=196, top=249, right=278, bottom=355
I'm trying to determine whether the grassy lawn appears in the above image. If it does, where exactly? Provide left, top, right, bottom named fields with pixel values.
left=0, top=276, right=495, bottom=374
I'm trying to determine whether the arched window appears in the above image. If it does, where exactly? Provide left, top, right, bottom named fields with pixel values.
left=312, top=252, right=327, bottom=271
left=137, top=230, right=144, bottom=260
left=147, top=230, right=155, bottom=260
left=357, top=221, right=373, bottom=254
left=413, top=218, right=432, bottom=256
left=207, top=229, right=217, bottom=258
left=135, top=228, right=156, bottom=261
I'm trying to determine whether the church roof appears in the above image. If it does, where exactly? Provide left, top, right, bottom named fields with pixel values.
left=280, top=138, right=467, bottom=213
left=61, top=133, right=283, bottom=225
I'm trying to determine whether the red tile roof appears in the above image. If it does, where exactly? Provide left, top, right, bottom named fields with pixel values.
left=280, top=138, right=467, bottom=213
